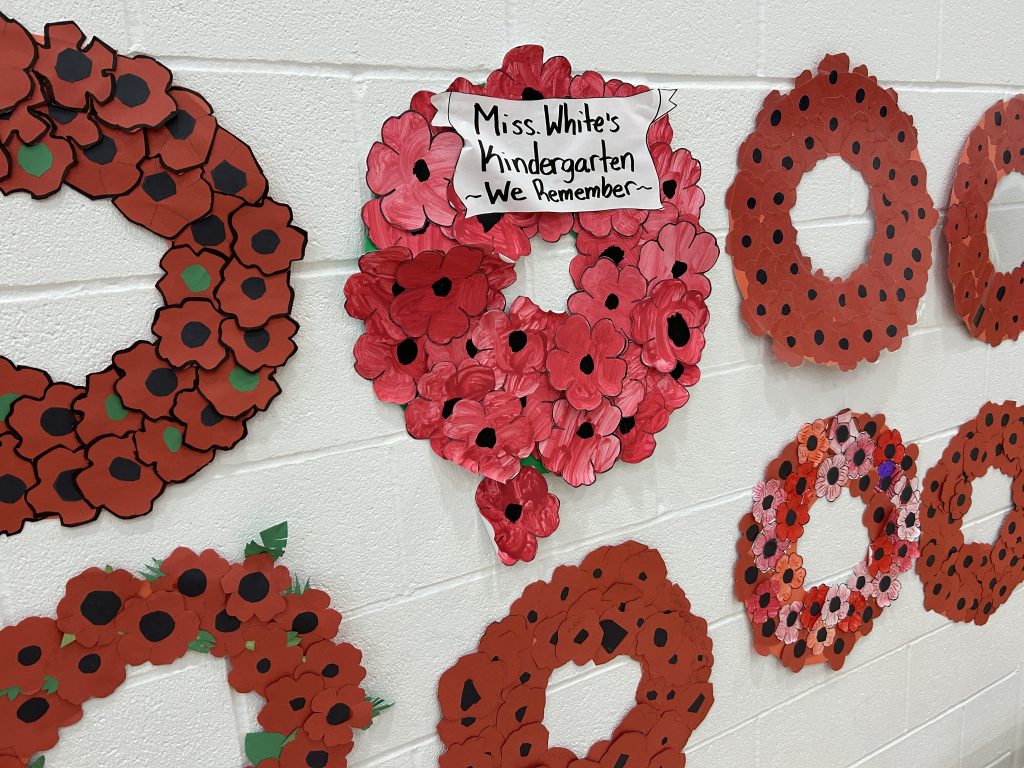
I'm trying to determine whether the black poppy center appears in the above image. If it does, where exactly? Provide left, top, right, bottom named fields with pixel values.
left=177, top=568, right=208, bottom=598
left=879, top=576, right=891, bottom=592
left=761, top=494, right=774, bottom=510
left=618, top=416, right=635, bottom=435
left=56, top=48, right=92, bottom=82
left=826, top=467, right=840, bottom=485
left=139, top=610, right=176, bottom=643
left=666, top=313, right=690, bottom=347
left=600, top=245, right=625, bottom=264
left=476, top=212, right=503, bottom=233
left=785, top=508, right=797, bottom=525
left=412, top=158, right=430, bottom=182
left=504, top=503, right=523, bottom=523
left=41, top=407, right=76, bottom=436
left=214, top=610, right=241, bottom=633
left=758, top=592, right=771, bottom=608
left=475, top=427, right=497, bottom=448
left=671, top=260, right=688, bottom=279
left=507, top=330, right=528, bottom=352
left=322, top=663, right=340, bottom=678
left=115, top=73, right=151, bottom=107
left=292, top=611, right=319, bottom=635
left=836, top=424, right=850, bottom=443
left=81, top=590, right=122, bottom=626
left=806, top=435, right=818, bottom=452
left=326, top=703, right=352, bottom=725
left=853, top=449, right=866, bottom=465
left=579, top=354, right=595, bottom=374
left=238, top=572, right=271, bottom=603
left=604, top=293, right=620, bottom=310
left=828, top=596, right=842, bottom=612
left=662, top=179, right=678, bottom=199
left=289, top=697, right=307, bottom=711
left=78, top=652, right=102, bottom=674
left=396, top=338, right=419, bottom=366
left=17, top=697, right=48, bottom=724
left=17, top=645, right=42, bottom=666
left=763, top=539, right=777, bottom=558
left=441, top=398, right=460, bottom=419
left=576, top=422, right=595, bottom=439
left=431, top=276, right=452, bottom=297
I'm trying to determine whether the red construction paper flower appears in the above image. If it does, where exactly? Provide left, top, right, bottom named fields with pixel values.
left=227, top=628, right=303, bottom=695
left=222, top=553, right=291, bottom=622
left=272, top=590, right=342, bottom=648
left=0, top=617, right=61, bottom=693
left=49, top=641, right=126, bottom=705
left=258, top=672, right=324, bottom=734
left=567, top=260, right=648, bottom=336
left=56, top=567, right=142, bottom=647
left=303, top=686, right=373, bottom=747
left=475, top=466, right=560, bottom=565
left=440, top=392, right=534, bottom=482
left=153, top=547, right=229, bottom=613
left=539, top=400, right=621, bottom=487
left=116, top=589, right=200, bottom=665
left=0, top=693, right=82, bottom=759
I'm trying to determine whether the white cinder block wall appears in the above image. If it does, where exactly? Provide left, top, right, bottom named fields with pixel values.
left=2, top=1, right=1024, bottom=766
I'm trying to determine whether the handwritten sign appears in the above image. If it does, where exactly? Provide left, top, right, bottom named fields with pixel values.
left=431, top=90, right=677, bottom=216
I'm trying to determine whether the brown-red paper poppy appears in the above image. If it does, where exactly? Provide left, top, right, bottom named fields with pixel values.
left=93, top=53, right=175, bottom=130
left=153, top=299, right=228, bottom=370
left=35, top=103, right=101, bottom=148
left=174, top=192, right=244, bottom=256
left=172, top=387, right=249, bottom=451
left=112, top=341, right=196, bottom=419
left=56, top=566, right=143, bottom=647
left=65, top=124, right=146, bottom=198
left=73, top=366, right=143, bottom=444
left=198, top=356, right=281, bottom=418
left=0, top=692, right=82, bottom=759
left=0, top=132, right=74, bottom=199
left=145, top=87, right=217, bottom=170
left=221, top=315, right=298, bottom=372
left=76, top=435, right=165, bottom=518
left=227, top=628, right=303, bottom=695
left=231, top=199, right=306, bottom=274
left=133, top=417, right=214, bottom=483
left=0, top=14, right=36, bottom=112
left=8, top=382, right=84, bottom=460
left=202, top=127, right=267, bottom=203
left=114, top=157, right=213, bottom=238
left=26, top=445, right=95, bottom=526
left=35, top=21, right=115, bottom=110
left=48, top=640, right=126, bottom=705
left=115, top=590, right=200, bottom=666
left=0, top=616, right=61, bottom=693
left=0, top=75, right=49, bottom=146
left=157, top=246, right=226, bottom=305
left=216, top=259, right=294, bottom=328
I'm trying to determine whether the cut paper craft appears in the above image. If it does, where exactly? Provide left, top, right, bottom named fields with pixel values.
left=945, top=97, right=1024, bottom=345
left=734, top=410, right=921, bottom=672
left=347, top=44, right=718, bottom=565
left=725, top=53, right=937, bottom=370
left=0, top=15, right=304, bottom=536
left=917, top=402, right=1024, bottom=624
left=437, top=541, right=713, bottom=767
left=0, top=524, right=391, bottom=768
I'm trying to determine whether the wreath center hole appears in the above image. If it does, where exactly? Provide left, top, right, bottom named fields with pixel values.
left=987, top=172, right=1024, bottom=272
left=544, top=656, right=640, bottom=756
left=0, top=188, right=163, bottom=385
left=962, top=469, right=1015, bottom=546
left=797, top=487, right=873, bottom=585
left=502, top=235, right=579, bottom=313
left=791, top=156, right=872, bottom=280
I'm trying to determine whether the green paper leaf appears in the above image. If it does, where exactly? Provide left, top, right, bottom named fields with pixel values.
left=245, top=639, right=256, bottom=652
left=60, top=633, right=76, bottom=648
left=244, top=731, right=289, bottom=765
left=0, top=686, right=19, bottom=701
left=18, top=143, right=53, bottom=177
left=284, top=574, right=311, bottom=596
left=361, top=696, right=393, bottom=729
left=41, top=676, right=58, bottom=694
left=363, top=228, right=377, bottom=253
left=286, top=631, right=301, bottom=647
left=188, top=630, right=216, bottom=654
left=244, top=522, right=289, bottom=561
left=140, top=558, right=166, bottom=582
left=520, top=455, right=549, bottom=474
left=104, top=393, right=129, bottom=422
left=0, top=392, right=21, bottom=422
left=27, top=757, right=44, bottom=768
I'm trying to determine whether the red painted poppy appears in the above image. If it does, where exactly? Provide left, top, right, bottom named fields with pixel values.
left=35, top=22, right=114, bottom=110
left=153, top=299, right=227, bottom=370
left=198, top=602, right=268, bottom=659
left=568, top=260, right=648, bottom=337
left=447, top=189, right=535, bottom=261
left=73, top=367, right=142, bottom=443
left=276, top=731, right=352, bottom=768
left=631, top=281, right=708, bottom=374
left=222, top=553, right=291, bottom=622
left=471, top=304, right=549, bottom=397
left=638, top=221, right=717, bottom=297
left=157, top=246, right=226, bottom=306
left=25, top=446, right=94, bottom=526
left=134, top=418, right=214, bottom=483
left=0, top=133, right=75, bottom=199
left=571, top=230, right=644, bottom=290
left=404, top=360, right=494, bottom=443
left=616, top=390, right=671, bottom=464
left=361, top=197, right=456, bottom=255
left=116, top=589, right=199, bottom=666
left=440, top=392, right=534, bottom=482
left=0, top=617, right=60, bottom=693
left=112, top=341, right=196, bottom=419
left=486, top=44, right=571, bottom=99
left=258, top=672, right=324, bottom=734
left=227, top=628, right=303, bottom=695
left=353, top=313, right=428, bottom=405
left=538, top=400, right=621, bottom=488
left=94, top=54, right=175, bottom=130
left=172, top=388, right=248, bottom=451
left=215, top=257, right=293, bottom=329
left=196, top=355, right=280, bottom=418
left=230, top=199, right=306, bottom=275
left=344, top=245, right=414, bottom=323
left=152, top=546, right=229, bottom=614
left=0, top=692, right=81, bottom=759
left=475, top=467, right=560, bottom=565
left=202, top=127, right=266, bottom=203
left=65, top=124, right=146, bottom=198
left=547, top=315, right=626, bottom=411
left=48, top=640, right=126, bottom=705
left=56, top=567, right=143, bottom=647
left=114, top=157, right=213, bottom=238
left=76, top=435, right=165, bottom=518
left=221, top=315, right=297, bottom=372
left=145, top=87, right=217, bottom=171
left=0, top=14, right=35, bottom=113
left=271, top=590, right=341, bottom=649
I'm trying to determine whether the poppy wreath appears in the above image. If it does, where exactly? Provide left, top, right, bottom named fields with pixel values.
left=0, top=15, right=304, bottom=536
left=346, top=45, right=718, bottom=566
left=916, top=402, right=1024, bottom=624
left=945, top=97, right=1024, bottom=345
left=436, top=541, right=713, bottom=768
left=725, top=53, right=938, bottom=370
left=733, top=410, right=922, bottom=672
left=0, top=523, right=390, bottom=768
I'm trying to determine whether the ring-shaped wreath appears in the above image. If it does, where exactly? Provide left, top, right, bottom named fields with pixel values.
left=345, top=45, right=719, bottom=565
left=734, top=409, right=921, bottom=671
left=0, top=15, right=304, bottom=536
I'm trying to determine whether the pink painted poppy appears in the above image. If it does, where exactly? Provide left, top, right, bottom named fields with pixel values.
left=344, top=245, right=414, bottom=321
left=611, top=344, right=647, bottom=418
left=821, top=584, right=851, bottom=628
left=896, top=503, right=920, bottom=542
left=546, top=315, right=626, bottom=411
left=361, top=198, right=455, bottom=252
left=539, top=399, right=621, bottom=487
left=447, top=186, right=536, bottom=261
left=847, top=560, right=872, bottom=596
left=390, top=245, right=490, bottom=343
left=404, top=360, right=496, bottom=441
left=838, top=592, right=865, bottom=633
left=815, top=454, right=849, bottom=501
left=631, top=281, right=708, bottom=373
left=577, top=206, right=648, bottom=239
left=440, top=391, right=534, bottom=482
left=637, top=221, right=718, bottom=295
left=890, top=538, right=919, bottom=572
left=752, top=525, right=789, bottom=571
left=775, top=600, right=803, bottom=644
left=485, top=45, right=571, bottom=100
left=807, top=619, right=835, bottom=655
left=471, top=304, right=549, bottom=397
left=366, top=110, right=460, bottom=230
left=644, top=358, right=698, bottom=414
left=475, top=466, right=560, bottom=565
left=571, top=229, right=644, bottom=288
left=844, top=432, right=876, bottom=479
left=871, top=569, right=902, bottom=608
left=536, top=212, right=575, bottom=242
left=828, top=409, right=860, bottom=454
left=616, top=391, right=670, bottom=464
left=567, top=260, right=648, bottom=336
left=352, top=314, right=427, bottom=404
left=745, top=580, right=781, bottom=625
left=751, top=479, right=786, bottom=526
left=651, top=143, right=702, bottom=208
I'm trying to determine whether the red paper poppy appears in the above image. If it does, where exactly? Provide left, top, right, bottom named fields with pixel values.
left=157, top=246, right=226, bottom=306
left=539, top=400, right=621, bottom=487
left=475, top=467, right=559, bottom=565
left=198, top=603, right=268, bottom=659
left=153, top=299, right=227, bottom=370
left=227, top=628, right=303, bottom=695
left=112, top=341, right=196, bottom=419
left=145, top=88, right=217, bottom=171
left=221, top=315, right=298, bottom=372
left=0, top=14, right=36, bottom=113
left=114, top=158, right=213, bottom=238
left=56, top=567, right=142, bottom=647
left=65, top=124, right=146, bottom=198
left=116, top=589, right=199, bottom=666
left=0, top=617, right=60, bottom=693
left=0, top=436, right=37, bottom=535
left=0, top=133, right=75, bottom=199
left=344, top=245, right=415, bottom=323
left=215, top=258, right=293, bottom=329
left=631, top=281, right=708, bottom=374
left=172, top=388, right=248, bottom=451
left=0, top=693, right=81, bottom=759
left=38, top=103, right=101, bottom=148
left=471, top=304, right=549, bottom=397
left=196, top=355, right=281, bottom=418
left=547, top=316, right=626, bottom=410
left=440, top=391, right=534, bottom=482
left=303, top=685, right=372, bottom=747
left=568, top=260, right=648, bottom=337
left=94, top=54, right=175, bottom=130
left=173, top=192, right=244, bottom=257
left=230, top=199, right=306, bottom=275
left=76, top=434, right=165, bottom=518
left=447, top=190, right=536, bottom=261
left=404, top=360, right=495, bottom=442
left=7, top=382, right=83, bottom=461
left=353, top=313, right=429, bottom=405
left=637, top=221, right=717, bottom=297
left=486, top=45, right=571, bottom=99
left=0, top=360, right=50, bottom=432
left=222, top=553, right=291, bottom=622
left=202, top=127, right=266, bottom=203
left=48, top=640, right=126, bottom=704
left=258, top=672, right=324, bottom=734
left=0, top=75, right=48, bottom=146
left=153, top=546, right=229, bottom=613
left=35, top=23, right=113, bottom=110
left=277, top=731, right=352, bottom=768
left=272, top=590, right=342, bottom=648
left=25, top=446, right=93, bottom=526
left=294, top=640, right=367, bottom=689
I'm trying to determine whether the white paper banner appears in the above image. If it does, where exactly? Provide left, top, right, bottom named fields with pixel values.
left=431, top=89, right=677, bottom=217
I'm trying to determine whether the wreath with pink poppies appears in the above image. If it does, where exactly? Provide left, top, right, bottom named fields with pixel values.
left=437, top=541, right=713, bottom=767
left=0, top=15, right=304, bottom=537
left=345, top=45, right=718, bottom=565
left=0, top=524, right=390, bottom=768
left=733, top=410, right=921, bottom=672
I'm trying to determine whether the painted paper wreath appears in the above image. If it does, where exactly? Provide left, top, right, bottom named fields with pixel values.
left=345, top=45, right=718, bottom=565
left=0, top=524, right=390, bottom=768
left=725, top=53, right=937, bottom=370
left=945, top=96, right=1024, bottom=345
left=917, top=401, right=1024, bottom=624
left=734, top=409, right=922, bottom=671
left=0, top=15, right=304, bottom=536
left=436, top=541, right=713, bottom=767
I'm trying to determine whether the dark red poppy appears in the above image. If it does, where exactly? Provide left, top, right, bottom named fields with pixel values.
left=65, top=124, right=146, bottom=198
left=202, top=127, right=266, bottom=203
left=0, top=75, right=48, bottom=146
left=7, top=382, right=83, bottom=460
left=0, top=14, right=35, bottom=113
left=276, top=731, right=352, bottom=768
left=617, top=390, right=670, bottom=464
left=258, top=672, right=324, bottom=734
left=76, top=434, right=165, bottom=519
left=303, top=685, right=372, bottom=747
left=172, top=388, right=248, bottom=451
left=153, top=546, right=229, bottom=613
left=48, top=640, right=126, bottom=705
left=198, top=602, right=268, bottom=659
left=112, top=341, right=196, bottom=419
left=222, top=553, right=291, bottom=622
left=485, top=45, right=571, bottom=99
left=439, top=733, right=501, bottom=768
left=35, top=21, right=114, bottom=109
left=73, top=366, right=143, bottom=443
left=0, top=692, right=81, bottom=759
left=25, top=446, right=95, bottom=526
left=170, top=193, right=242, bottom=258
left=547, top=315, right=626, bottom=410
left=196, top=355, right=280, bottom=418
left=152, top=299, right=227, bottom=370
left=0, top=133, right=74, bottom=199
left=114, top=157, right=213, bottom=238
left=0, top=616, right=60, bottom=693
left=344, top=245, right=414, bottom=322
left=361, top=197, right=456, bottom=254
left=0, top=359, right=50, bottom=434
left=352, top=313, right=428, bottom=405
left=221, top=315, right=298, bottom=372
left=271, top=590, right=341, bottom=648
left=115, top=589, right=199, bottom=665
left=56, top=566, right=143, bottom=647
left=226, top=628, right=303, bottom=695
left=36, top=103, right=101, bottom=147
left=157, top=246, right=226, bottom=305
left=475, top=467, right=560, bottom=566
left=437, top=653, right=506, bottom=728
left=94, top=54, right=175, bottom=130
left=294, top=640, right=367, bottom=689
left=145, top=88, right=217, bottom=171
left=499, top=721, right=549, bottom=766
left=440, top=392, right=534, bottom=482
left=215, top=258, right=293, bottom=329
left=230, top=199, right=306, bottom=275
left=133, top=418, right=214, bottom=483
